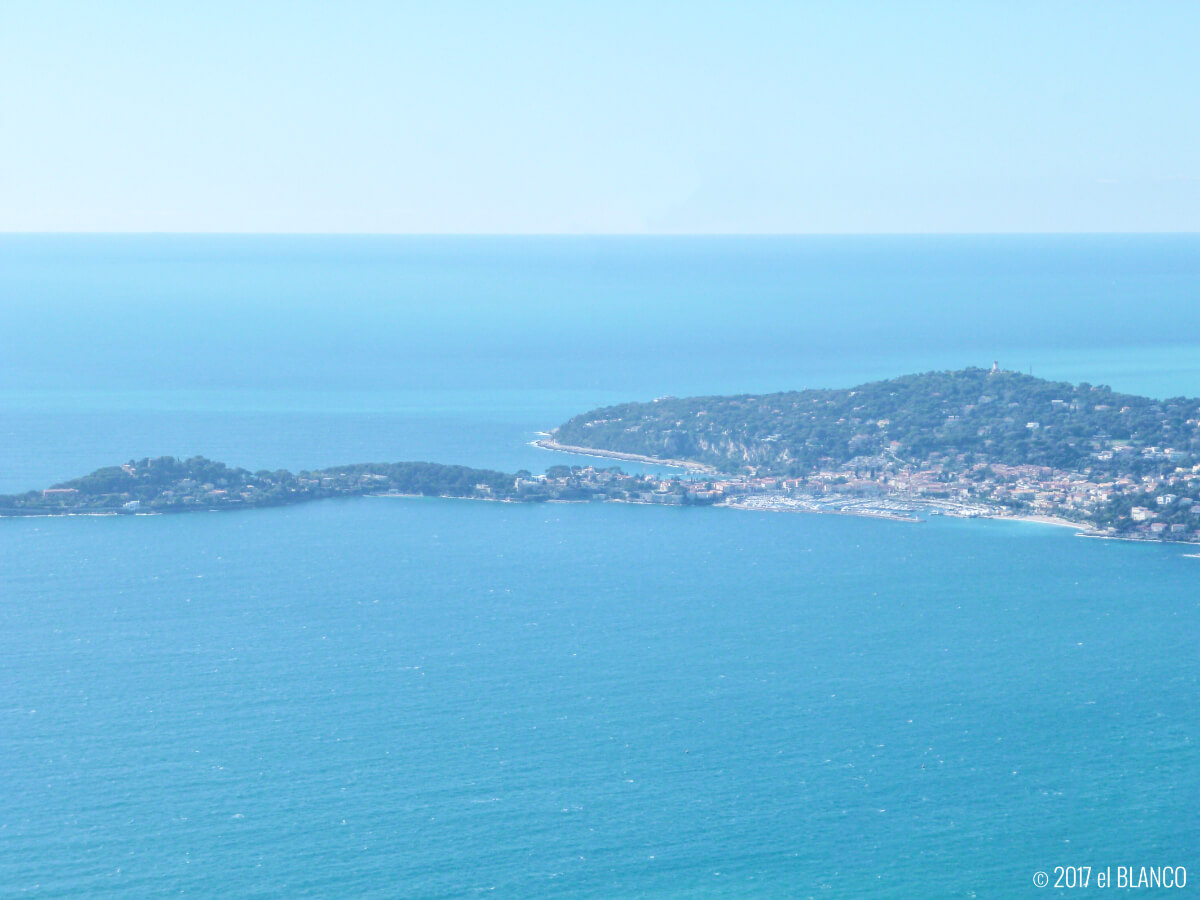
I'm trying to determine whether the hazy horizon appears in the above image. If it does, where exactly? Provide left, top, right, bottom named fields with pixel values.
left=3, top=2, right=1197, bottom=235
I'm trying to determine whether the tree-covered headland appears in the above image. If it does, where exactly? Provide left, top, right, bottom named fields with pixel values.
left=548, top=368, right=1200, bottom=540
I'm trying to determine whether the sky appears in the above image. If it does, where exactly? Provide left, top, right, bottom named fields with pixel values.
left=0, top=1, right=1197, bottom=234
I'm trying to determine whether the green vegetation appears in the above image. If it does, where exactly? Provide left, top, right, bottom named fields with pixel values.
left=549, top=368, right=1200, bottom=541
left=0, top=457, right=524, bottom=515
left=552, top=368, right=1200, bottom=477
left=0, top=457, right=711, bottom=516
left=6, top=369, right=1200, bottom=543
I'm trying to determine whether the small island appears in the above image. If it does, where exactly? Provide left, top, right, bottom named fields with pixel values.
left=7, top=368, right=1200, bottom=544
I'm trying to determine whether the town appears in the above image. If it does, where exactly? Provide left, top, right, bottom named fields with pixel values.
left=543, top=368, right=1200, bottom=542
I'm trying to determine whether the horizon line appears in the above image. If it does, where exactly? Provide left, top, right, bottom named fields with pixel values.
left=1, top=230, right=1197, bottom=238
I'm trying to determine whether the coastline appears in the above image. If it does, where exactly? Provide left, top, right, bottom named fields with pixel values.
left=7, top=490, right=1197, bottom=548
left=723, top=501, right=919, bottom=523
left=999, top=513, right=1091, bottom=531
left=533, top=437, right=718, bottom=474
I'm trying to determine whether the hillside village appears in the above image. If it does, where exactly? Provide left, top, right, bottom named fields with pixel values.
left=546, top=368, right=1200, bottom=541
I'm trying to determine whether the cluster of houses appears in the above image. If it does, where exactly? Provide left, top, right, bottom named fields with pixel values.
left=541, top=450, right=1200, bottom=540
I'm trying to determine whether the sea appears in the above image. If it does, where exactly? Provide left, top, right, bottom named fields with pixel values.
left=1, top=236, right=1198, bottom=898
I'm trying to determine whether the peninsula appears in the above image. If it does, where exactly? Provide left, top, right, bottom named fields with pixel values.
left=0, top=457, right=718, bottom=516
left=7, top=369, right=1200, bottom=543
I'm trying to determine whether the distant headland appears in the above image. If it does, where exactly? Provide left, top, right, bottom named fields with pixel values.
left=538, top=367, right=1200, bottom=544
left=0, top=457, right=721, bottom=517
left=6, top=368, right=1200, bottom=544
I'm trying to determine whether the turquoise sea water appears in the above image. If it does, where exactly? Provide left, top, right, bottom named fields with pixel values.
left=2, top=237, right=1199, bottom=897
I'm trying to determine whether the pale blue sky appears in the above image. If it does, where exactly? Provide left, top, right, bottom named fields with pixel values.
left=1, top=1, right=1196, bottom=233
